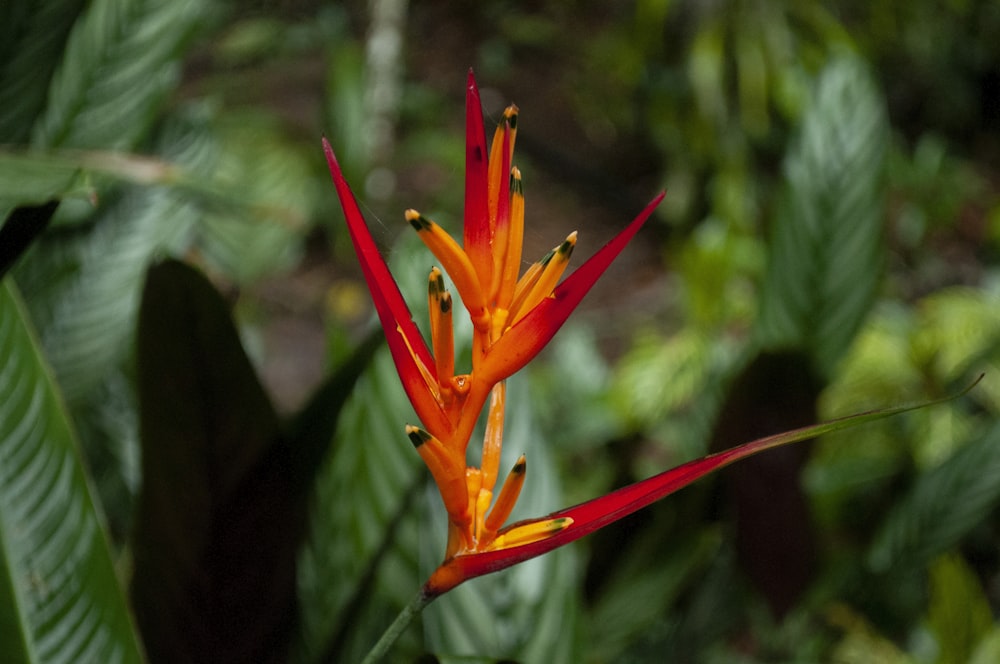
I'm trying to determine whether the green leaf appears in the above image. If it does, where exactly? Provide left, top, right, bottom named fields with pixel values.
left=0, top=279, right=143, bottom=663
left=195, top=114, right=315, bottom=283
left=926, top=554, right=992, bottom=664
left=295, top=347, right=425, bottom=663
left=0, top=151, right=84, bottom=218
left=868, top=421, right=1000, bottom=572
left=31, top=0, right=207, bottom=150
left=756, top=55, right=889, bottom=377
left=969, top=627, right=1000, bottom=664
left=13, top=106, right=217, bottom=406
left=0, top=0, right=84, bottom=143
left=130, top=259, right=289, bottom=662
left=585, top=528, right=720, bottom=662
left=14, top=184, right=199, bottom=402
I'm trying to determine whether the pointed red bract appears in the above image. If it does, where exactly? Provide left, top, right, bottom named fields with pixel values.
left=425, top=435, right=744, bottom=593
left=480, top=192, right=665, bottom=384
left=423, top=428, right=784, bottom=595
left=323, top=138, right=451, bottom=437
left=463, top=70, right=492, bottom=291
left=421, top=378, right=982, bottom=597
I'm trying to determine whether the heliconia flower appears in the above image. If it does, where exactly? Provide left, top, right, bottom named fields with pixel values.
left=328, top=74, right=979, bottom=664
left=324, top=69, right=664, bottom=561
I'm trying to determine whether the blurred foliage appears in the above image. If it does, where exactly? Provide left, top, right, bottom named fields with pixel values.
left=0, top=0, right=998, bottom=662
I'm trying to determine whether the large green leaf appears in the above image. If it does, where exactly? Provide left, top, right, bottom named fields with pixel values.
left=867, top=421, right=1000, bottom=572
left=16, top=185, right=199, bottom=403
left=31, top=0, right=207, bottom=150
left=130, top=259, right=290, bottom=663
left=756, top=55, right=889, bottom=376
left=0, top=152, right=83, bottom=220
left=12, top=110, right=217, bottom=404
left=0, top=279, right=143, bottom=663
left=131, top=259, right=375, bottom=663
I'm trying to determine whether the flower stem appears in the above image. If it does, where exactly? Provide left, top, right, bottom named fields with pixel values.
left=360, top=590, right=435, bottom=664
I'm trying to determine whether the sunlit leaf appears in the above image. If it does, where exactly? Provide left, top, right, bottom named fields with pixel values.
left=926, top=553, right=992, bottom=664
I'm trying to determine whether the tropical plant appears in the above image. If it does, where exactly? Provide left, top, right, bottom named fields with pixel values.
left=1, top=1, right=998, bottom=662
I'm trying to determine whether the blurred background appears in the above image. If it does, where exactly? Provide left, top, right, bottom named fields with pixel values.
left=2, top=0, right=1000, bottom=662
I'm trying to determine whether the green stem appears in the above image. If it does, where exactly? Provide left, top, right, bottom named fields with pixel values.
left=360, top=589, right=435, bottom=664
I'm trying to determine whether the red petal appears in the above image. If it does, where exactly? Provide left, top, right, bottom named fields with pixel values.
left=480, top=192, right=665, bottom=384
left=422, top=380, right=978, bottom=596
left=424, top=428, right=790, bottom=596
left=463, top=70, right=492, bottom=292
left=323, top=138, right=450, bottom=436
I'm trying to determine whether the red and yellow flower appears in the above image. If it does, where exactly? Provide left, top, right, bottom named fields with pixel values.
left=324, top=70, right=662, bottom=575
left=326, top=71, right=915, bottom=600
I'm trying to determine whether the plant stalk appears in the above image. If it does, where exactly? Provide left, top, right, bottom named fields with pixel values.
left=360, top=589, right=434, bottom=664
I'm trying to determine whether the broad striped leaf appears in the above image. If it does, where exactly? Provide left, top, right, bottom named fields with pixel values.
left=0, top=279, right=143, bottom=664
left=868, top=421, right=1000, bottom=572
left=756, top=55, right=888, bottom=376
left=31, top=0, right=206, bottom=150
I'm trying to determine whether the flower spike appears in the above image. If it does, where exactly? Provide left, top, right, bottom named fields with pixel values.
left=327, top=72, right=665, bottom=571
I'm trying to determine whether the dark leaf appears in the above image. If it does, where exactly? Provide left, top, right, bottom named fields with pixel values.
left=131, top=258, right=379, bottom=663
left=131, top=259, right=295, bottom=663
left=868, top=420, right=1000, bottom=572
left=0, top=201, right=58, bottom=280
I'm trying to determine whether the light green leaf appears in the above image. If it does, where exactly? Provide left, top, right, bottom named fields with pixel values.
left=0, top=279, right=142, bottom=663
left=926, top=553, right=992, bottom=664
left=0, top=152, right=84, bottom=217
left=969, top=626, right=1000, bottom=664
left=16, top=184, right=198, bottom=402
left=12, top=112, right=215, bottom=404
left=756, top=55, right=888, bottom=377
